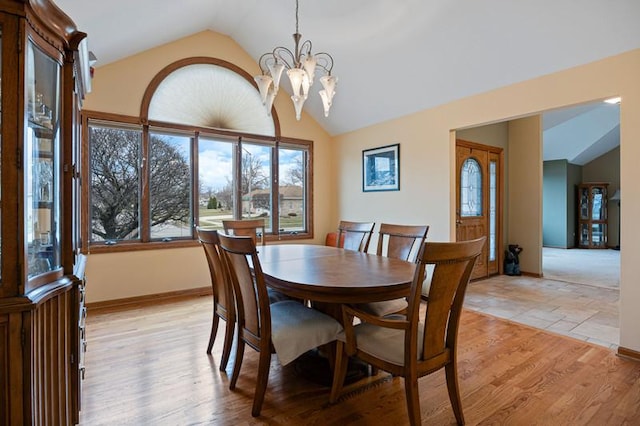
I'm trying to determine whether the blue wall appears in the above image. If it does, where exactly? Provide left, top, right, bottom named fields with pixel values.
left=543, top=160, right=582, bottom=248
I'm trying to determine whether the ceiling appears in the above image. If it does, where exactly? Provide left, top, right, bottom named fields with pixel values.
left=56, top=0, right=637, bottom=161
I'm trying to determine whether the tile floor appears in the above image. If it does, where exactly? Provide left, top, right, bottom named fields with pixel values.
left=464, top=248, right=620, bottom=350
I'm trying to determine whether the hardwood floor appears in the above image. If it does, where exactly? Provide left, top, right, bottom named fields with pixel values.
left=79, top=296, right=640, bottom=425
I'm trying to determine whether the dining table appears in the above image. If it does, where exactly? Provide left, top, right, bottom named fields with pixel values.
left=256, top=243, right=417, bottom=386
left=257, top=243, right=416, bottom=306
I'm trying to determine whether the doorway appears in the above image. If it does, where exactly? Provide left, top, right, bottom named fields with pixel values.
left=455, top=139, right=503, bottom=280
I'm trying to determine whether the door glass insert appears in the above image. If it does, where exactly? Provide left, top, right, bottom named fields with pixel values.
left=489, top=160, right=496, bottom=261
left=25, top=41, right=61, bottom=279
left=460, top=158, right=482, bottom=217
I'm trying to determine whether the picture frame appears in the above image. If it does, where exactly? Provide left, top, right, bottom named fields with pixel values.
left=362, top=143, right=400, bottom=192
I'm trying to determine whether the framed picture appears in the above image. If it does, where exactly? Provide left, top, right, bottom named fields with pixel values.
left=362, top=143, right=400, bottom=192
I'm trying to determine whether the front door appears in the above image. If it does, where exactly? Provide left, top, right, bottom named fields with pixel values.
left=456, top=140, right=503, bottom=279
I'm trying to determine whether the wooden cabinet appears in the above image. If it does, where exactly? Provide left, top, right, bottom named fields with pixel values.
left=0, top=1, right=88, bottom=424
left=578, top=183, right=609, bottom=248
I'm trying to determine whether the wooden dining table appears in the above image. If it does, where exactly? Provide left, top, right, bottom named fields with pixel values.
left=257, top=243, right=417, bottom=386
left=257, top=243, right=416, bottom=306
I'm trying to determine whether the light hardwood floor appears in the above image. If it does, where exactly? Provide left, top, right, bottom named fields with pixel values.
left=79, top=296, right=640, bottom=425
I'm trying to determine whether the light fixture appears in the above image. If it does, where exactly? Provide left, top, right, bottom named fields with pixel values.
left=604, top=96, right=621, bottom=104
left=254, top=0, right=337, bottom=121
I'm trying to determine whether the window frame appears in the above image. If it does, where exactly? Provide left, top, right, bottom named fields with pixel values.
left=82, top=110, right=313, bottom=253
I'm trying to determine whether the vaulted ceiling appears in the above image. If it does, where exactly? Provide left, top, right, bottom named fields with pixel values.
left=56, top=0, right=637, bottom=162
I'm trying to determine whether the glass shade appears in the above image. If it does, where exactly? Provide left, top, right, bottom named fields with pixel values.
left=319, top=90, right=331, bottom=117
left=254, top=74, right=273, bottom=104
left=267, top=62, right=285, bottom=92
left=303, top=56, right=316, bottom=85
left=265, top=87, right=276, bottom=117
left=319, top=75, right=337, bottom=99
left=291, top=95, right=305, bottom=121
left=287, top=68, right=305, bottom=98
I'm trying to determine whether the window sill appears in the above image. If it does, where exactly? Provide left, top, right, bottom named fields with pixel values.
left=86, top=232, right=314, bottom=254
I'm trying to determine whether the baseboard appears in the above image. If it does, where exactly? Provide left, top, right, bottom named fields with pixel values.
left=617, top=346, right=640, bottom=362
left=519, top=271, right=543, bottom=278
left=86, top=286, right=212, bottom=312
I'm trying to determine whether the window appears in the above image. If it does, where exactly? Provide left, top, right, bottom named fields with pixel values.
left=85, top=118, right=312, bottom=250
left=149, top=130, right=193, bottom=240
left=278, top=145, right=307, bottom=234
left=84, top=58, right=312, bottom=251
left=89, top=122, right=142, bottom=243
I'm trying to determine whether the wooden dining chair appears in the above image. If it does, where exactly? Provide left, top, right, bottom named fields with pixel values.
left=330, top=237, right=486, bottom=426
left=355, top=223, right=429, bottom=317
left=336, top=220, right=375, bottom=252
left=222, top=219, right=266, bottom=246
left=196, top=227, right=235, bottom=371
left=217, top=233, right=343, bottom=417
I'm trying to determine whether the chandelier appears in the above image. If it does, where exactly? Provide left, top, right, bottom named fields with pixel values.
left=254, top=0, right=337, bottom=121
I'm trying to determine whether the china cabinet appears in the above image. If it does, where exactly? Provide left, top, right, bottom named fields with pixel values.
left=0, top=0, right=89, bottom=424
left=577, top=183, right=609, bottom=248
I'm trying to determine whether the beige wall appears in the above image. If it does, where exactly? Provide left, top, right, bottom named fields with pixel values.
left=334, top=49, right=640, bottom=352
left=83, top=31, right=335, bottom=304
left=507, top=116, right=543, bottom=274
left=457, top=122, right=509, bottom=150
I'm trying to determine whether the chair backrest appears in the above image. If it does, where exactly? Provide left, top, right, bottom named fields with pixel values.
left=217, top=233, right=271, bottom=348
left=406, top=237, right=485, bottom=365
left=196, top=227, right=234, bottom=316
left=376, top=223, right=429, bottom=262
left=222, top=219, right=266, bottom=246
left=337, top=220, right=375, bottom=252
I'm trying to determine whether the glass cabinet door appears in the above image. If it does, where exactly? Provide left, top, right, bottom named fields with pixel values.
left=25, top=41, right=61, bottom=280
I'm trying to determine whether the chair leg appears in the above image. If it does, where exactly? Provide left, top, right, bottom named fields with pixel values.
left=229, top=339, right=245, bottom=390
left=207, top=313, right=220, bottom=354
left=329, top=341, right=349, bottom=403
left=251, top=350, right=271, bottom=417
left=219, top=317, right=235, bottom=371
left=404, top=377, right=422, bottom=426
left=445, top=362, right=465, bottom=425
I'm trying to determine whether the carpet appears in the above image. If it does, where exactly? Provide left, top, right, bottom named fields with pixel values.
left=542, top=247, right=619, bottom=289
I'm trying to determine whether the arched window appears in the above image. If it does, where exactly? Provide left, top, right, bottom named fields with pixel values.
left=141, top=58, right=277, bottom=136
left=84, top=58, right=312, bottom=251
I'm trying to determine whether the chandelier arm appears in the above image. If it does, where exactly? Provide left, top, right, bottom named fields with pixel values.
left=272, top=46, right=296, bottom=69
left=313, top=52, right=334, bottom=74
left=299, top=39, right=313, bottom=58
left=257, top=53, right=275, bottom=73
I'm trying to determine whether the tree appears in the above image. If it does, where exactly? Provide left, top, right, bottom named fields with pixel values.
left=241, top=152, right=268, bottom=195
left=207, top=196, right=218, bottom=209
left=148, top=136, right=191, bottom=232
left=285, top=155, right=304, bottom=186
left=90, top=128, right=190, bottom=240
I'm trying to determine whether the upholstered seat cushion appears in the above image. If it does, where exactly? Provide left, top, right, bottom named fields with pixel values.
left=270, top=300, right=343, bottom=366
left=338, top=317, right=424, bottom=366
left=267, top=288, right=292, bottom=304
left=353, top=298, right=408, bottom=317
left=353, top=270, right=433, bottom=317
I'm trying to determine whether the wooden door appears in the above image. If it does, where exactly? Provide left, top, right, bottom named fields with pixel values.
left=456, top=140, right=503, bottom=279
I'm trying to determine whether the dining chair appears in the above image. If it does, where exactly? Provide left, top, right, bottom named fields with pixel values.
left=217, top=233, right=343, bottom=417
left=222, top=219, right=292, bottom=304
left=355, top=223, right=429, bottom=317
left=329, top=237, right=486, bottom=426
left=336, top=220, right=375, bottom=252
left=222, top=219, right=266, bottom=246
left=196, top=227, right=235, bottom=371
